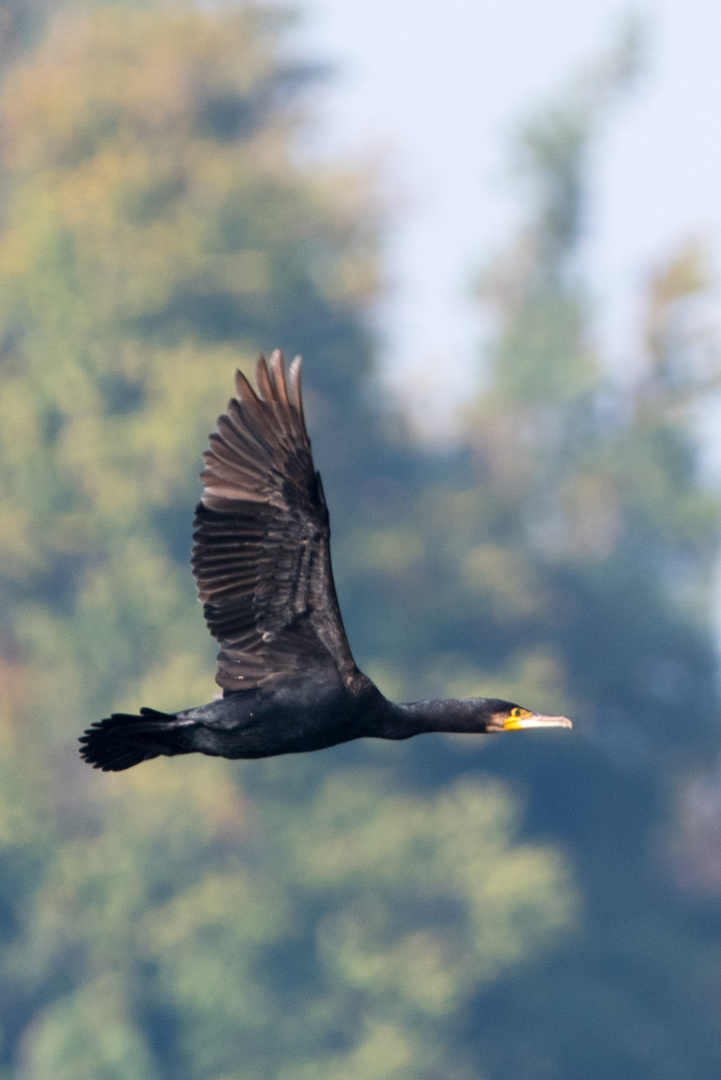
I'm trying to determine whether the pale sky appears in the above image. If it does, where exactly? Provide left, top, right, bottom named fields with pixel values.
left=272, top=0, right=721, bottom=430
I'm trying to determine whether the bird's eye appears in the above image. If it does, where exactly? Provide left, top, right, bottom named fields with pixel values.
left=511, top=708, right=522, bottom=718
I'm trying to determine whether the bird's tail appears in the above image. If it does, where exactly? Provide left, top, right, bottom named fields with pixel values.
left=79, top=708, right=195, bottom=772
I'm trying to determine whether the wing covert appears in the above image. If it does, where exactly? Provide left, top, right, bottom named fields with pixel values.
left=191, top=351, right=358, bottom=694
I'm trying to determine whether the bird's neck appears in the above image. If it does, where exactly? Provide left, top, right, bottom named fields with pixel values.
left=380, top=698, right=491, bottom=739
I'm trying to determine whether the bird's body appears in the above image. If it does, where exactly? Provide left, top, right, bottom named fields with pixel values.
left=80, top=352, right=570, bottom=772
left=101, top=680, right=383, bottom=770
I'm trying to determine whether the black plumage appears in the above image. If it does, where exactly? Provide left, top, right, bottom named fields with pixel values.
left=80, top=351, right=571, bottom=771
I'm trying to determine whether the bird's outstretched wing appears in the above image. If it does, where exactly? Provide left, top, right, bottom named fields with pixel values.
left=191, top=351, right=360, bottom=694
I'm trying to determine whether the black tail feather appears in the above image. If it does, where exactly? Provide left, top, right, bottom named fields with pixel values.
left=79, top=708, right=193, bottom=772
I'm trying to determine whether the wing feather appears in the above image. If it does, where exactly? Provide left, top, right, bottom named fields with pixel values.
left=192, top=351, right=359, bottom=694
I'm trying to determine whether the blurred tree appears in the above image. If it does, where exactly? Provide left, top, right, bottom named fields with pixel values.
left=0, top=0, right=380, bottom=718
left=0, top=3, right=573, bottom=1078
left=0, top=0, right=51, bottom=66
left=364, top=29, right=721, bottom=1080
left=14, top=765, right=570, bottom=1080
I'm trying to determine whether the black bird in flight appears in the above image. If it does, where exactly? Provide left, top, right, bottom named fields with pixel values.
left=80, top=351, right=571, bottom=771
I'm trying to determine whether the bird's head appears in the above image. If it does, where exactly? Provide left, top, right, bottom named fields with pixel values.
left=482, top=699, right=572, bottom=733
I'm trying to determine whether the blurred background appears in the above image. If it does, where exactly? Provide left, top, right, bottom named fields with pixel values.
left=1, top=1, right=721, bottom=1077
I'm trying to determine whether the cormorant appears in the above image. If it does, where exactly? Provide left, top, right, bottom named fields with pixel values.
left=80, top=351, right=571, bottom=771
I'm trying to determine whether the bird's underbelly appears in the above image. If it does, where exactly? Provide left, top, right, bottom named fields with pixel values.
left=185, top=692, right=362, bottom=759
left=197, top=716, right=359, bottom=759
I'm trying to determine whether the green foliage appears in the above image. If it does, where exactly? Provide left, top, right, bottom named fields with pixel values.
left=0, top=753, right=572, bottom=1079
left=0, top=1, right=378, bottom=711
